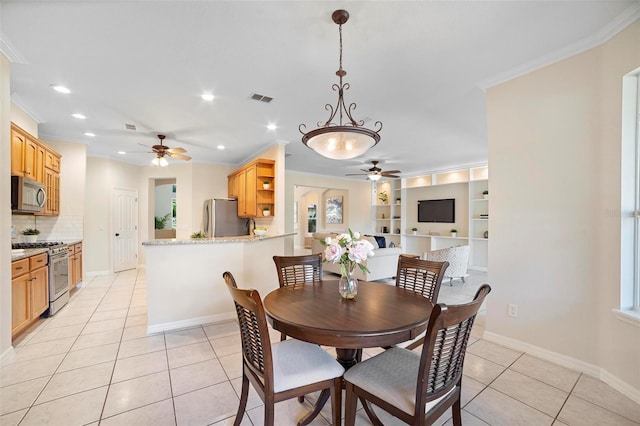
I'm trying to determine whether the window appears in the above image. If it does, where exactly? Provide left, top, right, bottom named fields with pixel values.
left=618, top=69, right=640, bottom=324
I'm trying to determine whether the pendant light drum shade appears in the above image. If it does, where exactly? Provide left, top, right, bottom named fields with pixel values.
left=302, top=126, right=380, bottom=160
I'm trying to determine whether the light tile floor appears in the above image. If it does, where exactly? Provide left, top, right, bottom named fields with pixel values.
left=1, top=269, right=639, bottom=425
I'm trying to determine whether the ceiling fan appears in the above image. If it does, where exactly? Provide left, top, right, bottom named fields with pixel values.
left=140, top=134, right=191, bottom=166
left=345, top=160, right=401, bottom=181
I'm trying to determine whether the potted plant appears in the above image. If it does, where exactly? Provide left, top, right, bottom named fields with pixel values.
left=482, top=190, right=489, bottom=200
left=190, top=231, right=207, bottom=239
left=154, top=213, right=171, bottom=230
left=22, top=228, right=40, bottom=243
left=450, top=229, right=458, bottom=237
left=411, top=227, right=418, bottom=235
left=263, top=181, right=270, bottom=189
left=263, top=206, right=271, bottom=217
left=378, top=191, right=388, bottom=204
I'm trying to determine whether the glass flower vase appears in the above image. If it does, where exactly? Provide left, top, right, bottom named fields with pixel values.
left=339, top=269, right=358, bottom=299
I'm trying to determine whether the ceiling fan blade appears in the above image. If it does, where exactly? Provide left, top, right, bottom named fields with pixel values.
left=382, top=174, right=401, bottom=179
left=345, top=173, right=367, bottom=176
left=167, top=147, right=186, bottom=153
left=382, top=170, right=401, bottom=175
left=167, top=152, right=191, bottom=161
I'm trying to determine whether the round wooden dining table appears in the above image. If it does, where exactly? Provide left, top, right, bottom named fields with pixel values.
left=264, top=279, right=434, bottom=369
left=264, top=279, right=434, bottom=425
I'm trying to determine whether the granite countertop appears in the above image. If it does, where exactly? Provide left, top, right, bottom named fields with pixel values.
left=142, top=233, right=295, bottom=246
left=11, top=248, right=49, bottom=261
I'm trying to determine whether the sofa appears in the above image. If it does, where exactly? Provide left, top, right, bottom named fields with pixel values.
left=423, top=245, right=470, bottom=285
left=311, top=232, right=402, bottom=281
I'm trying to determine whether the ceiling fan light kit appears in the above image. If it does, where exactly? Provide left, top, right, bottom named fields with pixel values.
left=300, top=9, right=382, bottom=160
left=346, top=160, right=402, bottom=180
left=148, top=134, right=191, bottom=166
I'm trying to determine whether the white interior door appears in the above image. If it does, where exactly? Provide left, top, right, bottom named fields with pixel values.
left=113, top=188, right=138, bottom=272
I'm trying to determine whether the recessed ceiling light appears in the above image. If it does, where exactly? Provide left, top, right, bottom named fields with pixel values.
left=51, top=85, right=71, bottom=94
left=267, top=123, right=277, bottom=131
left=84, top=132, right=95, bottom=137
left=201, top=93, right=214, bottom=101
left=118, top=151, right=126, bottom=155
left=217, top=145, right=225, bottom=150
left=72, top=113, right=86, bottom=119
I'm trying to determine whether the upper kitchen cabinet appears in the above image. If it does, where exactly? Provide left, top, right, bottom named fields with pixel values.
left=11, top=125, right=40, bottom=182
left=11, top=123, right=62, bottom=215
left=228, top=158, right=275, bottom=218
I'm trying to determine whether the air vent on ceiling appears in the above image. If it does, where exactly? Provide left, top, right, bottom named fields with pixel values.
left=124, top=123, right=137, bottom=131
left=250, top=93, right=273, bottom=103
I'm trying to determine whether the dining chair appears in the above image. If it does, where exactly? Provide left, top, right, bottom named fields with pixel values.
left=392, top=255, right=449, bottom=350
left=273, top=253, right=323, bottom=287
left=343, top=284, right=491, bottom=426
left=272, top=253, right=323, bottom=341
left=223, top=271, right=344, bottom=426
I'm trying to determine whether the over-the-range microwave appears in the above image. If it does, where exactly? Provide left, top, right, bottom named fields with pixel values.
left=11, top=176, right=46, bottom=213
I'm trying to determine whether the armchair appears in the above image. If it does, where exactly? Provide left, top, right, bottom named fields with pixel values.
left=423, top=245, right=470, bottom=285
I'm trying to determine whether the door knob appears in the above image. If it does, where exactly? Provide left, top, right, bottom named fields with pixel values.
left=115, top=233, right=120, bottom=237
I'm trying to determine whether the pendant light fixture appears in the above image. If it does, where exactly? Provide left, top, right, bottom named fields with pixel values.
left=299, top=9, right=382, bottom=160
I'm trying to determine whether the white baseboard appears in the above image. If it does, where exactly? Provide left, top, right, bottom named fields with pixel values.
left=483, top=331, right=640, bottom=405
left=1, top=346, right=15, bottom=363
left=147, top=312, right=236, bottom=335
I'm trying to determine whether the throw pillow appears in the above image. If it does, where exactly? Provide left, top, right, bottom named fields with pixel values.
left=373, top=236, right=386, bottom=248
left=362, top=235, right=379, bottom=249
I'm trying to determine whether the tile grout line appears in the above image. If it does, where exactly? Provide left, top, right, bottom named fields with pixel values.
left=8, top=275, right=116, bottom=425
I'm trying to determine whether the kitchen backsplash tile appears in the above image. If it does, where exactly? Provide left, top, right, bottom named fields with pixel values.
left=12, top=214, right=83, bottom=242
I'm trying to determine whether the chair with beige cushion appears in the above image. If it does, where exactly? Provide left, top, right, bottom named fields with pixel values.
left=423, top=245, right=470, bottom=285
left=343, top=284, right=492, bottom=426
left=223, top=271, right=344, bottom=426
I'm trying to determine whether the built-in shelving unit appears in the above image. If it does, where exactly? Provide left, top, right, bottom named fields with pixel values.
left=370, top=165, right=488, bottom=270
left=372, top=180, right=402, bottom=247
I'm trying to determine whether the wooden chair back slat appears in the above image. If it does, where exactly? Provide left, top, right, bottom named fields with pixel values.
left=396, top=255, right=449, bottom=302
left=273, top=254, right=323, bottom=287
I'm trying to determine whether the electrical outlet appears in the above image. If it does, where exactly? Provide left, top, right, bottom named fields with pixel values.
left=508, top=304, right=518, bottom=318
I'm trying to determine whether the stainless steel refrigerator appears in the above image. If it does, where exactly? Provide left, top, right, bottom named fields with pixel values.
left=203, top=199, right=248, bottom=237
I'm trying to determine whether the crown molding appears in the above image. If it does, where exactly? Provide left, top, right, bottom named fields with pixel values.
left=0, top=33, right=27, bottom=64
left=11, top=93, right=44, bottom=124
left=478, top=3, right=640, bottom=91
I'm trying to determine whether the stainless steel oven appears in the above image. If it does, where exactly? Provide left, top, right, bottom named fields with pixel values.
left=49, top=245, right=70, bottom=315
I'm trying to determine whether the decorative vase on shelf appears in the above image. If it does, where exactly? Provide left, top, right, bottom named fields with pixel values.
left=339, top=268, right=358, bottom=299
left=451, top=232, right=457, bottom=237
left=263, top=183, right=270, bottom=189
left=24, top=235, right=38, bottom=243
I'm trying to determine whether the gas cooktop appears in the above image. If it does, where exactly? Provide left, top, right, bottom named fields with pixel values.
left=12, top=241, right=66, bottom=249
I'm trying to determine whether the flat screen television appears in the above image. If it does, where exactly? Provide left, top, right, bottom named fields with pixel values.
left=418, top=199, right=455, bottom=223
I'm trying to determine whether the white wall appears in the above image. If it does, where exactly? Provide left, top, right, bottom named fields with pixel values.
left=191, top=162, right=236, bottom=232
left=285, top=171, right=373, bottom=236
left=1, top=53, right=12, bottom=358
left=486, top=20, right=640, bottom=397
left=10, top=102, right=37, bottom=137
left=84, top=157, right=140, bottom=274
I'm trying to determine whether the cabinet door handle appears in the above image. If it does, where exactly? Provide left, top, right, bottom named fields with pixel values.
left=15, top=266, right=24, bottom=270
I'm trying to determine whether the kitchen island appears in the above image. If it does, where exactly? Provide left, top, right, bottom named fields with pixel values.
left=142, top=233, right=294, bottom=333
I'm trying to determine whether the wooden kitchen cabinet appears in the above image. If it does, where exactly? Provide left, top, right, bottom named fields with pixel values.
left=44, top=168, right=60, bottom=216
left=11, top=123, right=62, bottom=214
left=69, top=242, right=83, bottom=290
left=228, top=159, right=275, bottom=218
left=12, top=253, right=49, bottom=338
